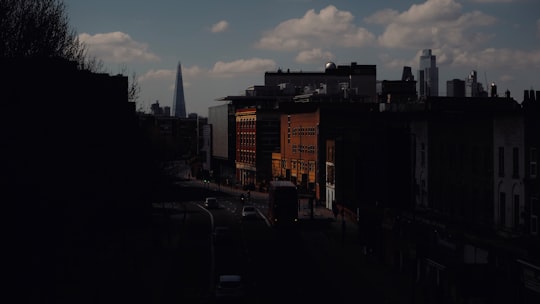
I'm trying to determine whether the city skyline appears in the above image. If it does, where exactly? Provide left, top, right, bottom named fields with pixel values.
left=66, top=0, right=540, bottom=116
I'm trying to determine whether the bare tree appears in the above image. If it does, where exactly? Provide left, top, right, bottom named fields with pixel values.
left=128, top=71, right=141, bottom=104
left=119, top=64, right=142, bottom=104
left=0, top=0, right=100, bottom=71
left=1, top=0, right=143, bottom=101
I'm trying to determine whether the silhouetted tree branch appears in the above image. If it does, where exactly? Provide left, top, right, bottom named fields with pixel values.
left=119, top=64, right=142, bottom=104
left=0, top=0, right=101, bottom=71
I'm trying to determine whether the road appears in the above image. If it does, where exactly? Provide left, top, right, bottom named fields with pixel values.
left=165, top=180, right=412, bottom=303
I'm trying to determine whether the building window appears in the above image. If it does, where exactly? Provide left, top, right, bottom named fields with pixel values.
left=531, top=148, right=537, bottom=178
left=513, top=147, right=519, bottom=178
left=498, top=147, right=505, bottom=177
left=327, top=165, right=334, bottom=184
left=499, top=192, right=506, bottom=227
left=514, top=195, right=520, bottom=229
left=287, top=115, right=291, bottom=144
left=328, top=146, right=334, bottom=162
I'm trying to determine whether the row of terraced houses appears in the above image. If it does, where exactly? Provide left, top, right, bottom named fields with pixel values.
left=201, top=61, right=540, bottom=303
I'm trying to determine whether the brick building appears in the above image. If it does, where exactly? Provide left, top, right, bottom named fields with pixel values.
left=235, top=107, right=280, bottom=189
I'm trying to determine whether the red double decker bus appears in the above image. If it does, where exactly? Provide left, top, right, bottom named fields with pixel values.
left=267, top=181, right=299, bottom=227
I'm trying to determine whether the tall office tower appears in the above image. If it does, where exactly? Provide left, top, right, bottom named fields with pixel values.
left=173, top=62, right=187, bottom=118
left=418, top=49, right=439, bottom=97
left=466, top=70, right=478, bottom=97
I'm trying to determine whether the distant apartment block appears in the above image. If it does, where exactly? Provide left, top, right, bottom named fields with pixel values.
left=235, top=108, right=280, bottom=187
left=377, top=80, right=417, bottom=103
left=265, top=62, right=377, bottom=103
left=446, top=79, right=465, bottom=97
left=211, top=85, right=292, bottom=186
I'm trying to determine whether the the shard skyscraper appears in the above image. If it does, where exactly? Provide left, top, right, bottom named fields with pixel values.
left=172, top=62, right=187, bottom=118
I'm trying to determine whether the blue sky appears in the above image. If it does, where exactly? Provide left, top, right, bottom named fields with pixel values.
left=65, top=0, right=540, bottom=117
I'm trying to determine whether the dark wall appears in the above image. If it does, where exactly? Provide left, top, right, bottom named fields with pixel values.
left=2, top=58, right=158, bottom=241
left=335, top=116, right=412, bottom=211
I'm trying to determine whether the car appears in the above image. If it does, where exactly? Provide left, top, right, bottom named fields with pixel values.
left=215, top=274, right=245, bottom=301
left=241, top=206, right=257, bottom=219
left=205, top=197, right=218, bottom=209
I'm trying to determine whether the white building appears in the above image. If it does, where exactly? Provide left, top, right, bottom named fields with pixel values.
left=494, top=114, right=525, bottom=235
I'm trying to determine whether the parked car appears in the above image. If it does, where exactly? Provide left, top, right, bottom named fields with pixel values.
left=205, top=197, right=218, bottom=209
left=241, top=206, right=257, bottom=219
left=215, top=274, right=245, bottom=302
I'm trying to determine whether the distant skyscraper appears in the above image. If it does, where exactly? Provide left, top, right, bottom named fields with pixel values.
left=490, top=83, right=498, bottom=97
left=402, top=66, right=414, bottom=81
left=447, top=79, right=465, bottom=97
left=466, top=70, right=478, bottom=97
left=173, top=62, right=187, bottom=118
left=418, top=49, right=439, bottom=97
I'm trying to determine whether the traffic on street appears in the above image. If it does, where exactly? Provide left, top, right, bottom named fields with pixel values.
left=154, top=179, right=412, bottom=303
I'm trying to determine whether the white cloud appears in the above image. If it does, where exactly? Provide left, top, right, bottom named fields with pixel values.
left=211, top=20, right=229, bottom=33
left=394, top=0, right=463, bottom=24
left=255, top=5, right=375, bottom=51
left=367, top=0, right=496, bottom=50
left=79, top=32, right=159, bottom=63
left=364, top=9, right=399, bottom=25
left=469, top=0, right=516, bottom=3
left=139, top=59, right=275, bottom=84
left=378, top=53, right=417, bottom=69
left=451, top=48, right=540, bottom=69
left=138, top=65, right=206, bottom=84
left=182, top=65, right=205, bottom=78
left=209, top=58, right=276, bottom=77
left=138, top=69, right=175, bottom=82
left=295, top=48, right=334, bottom=63
left=499, top=74, right=514, bottom=82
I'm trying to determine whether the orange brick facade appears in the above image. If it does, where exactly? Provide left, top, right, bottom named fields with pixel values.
left=279, top=110, right=319, bottom=192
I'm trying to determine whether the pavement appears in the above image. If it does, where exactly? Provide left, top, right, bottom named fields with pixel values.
left=191, top=179, right=417, bottom=303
